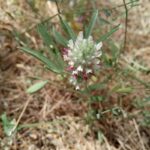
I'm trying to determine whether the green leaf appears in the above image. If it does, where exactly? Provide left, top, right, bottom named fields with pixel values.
left=87, top=83, right=106, bottom=91
left=37, top=24, right=65, bottom=66
left=111, top=107, right=123, bottom=116
left=82, top=76, right=111, bottom=93
left=60, top=18, right=76, bottom=41
left=37, top=24, right=57, bottom=59
left=134, top=97, right=150, bottom=108
left=27, top=80, right=48, bottom=93
left=1, top=113, right=16, bottom=136
left=97, top=24, right=120, bottom=42
left=52, top=28, right=67, bottom=46
left=21, top=47, right=63, bottom=73
left=108, top=40, right=120, bottom=63
left=37, top=24, right=54, bottom=47
left=113, top=86, right=133, bottom=93
left=90, top=96, right=104, bottom=102
left=102, top=53, right=113, bottom=67
left=122, top=69, right=150, bottom=88
left=140, top=111, right=150, bottom=127
left=85, top=9, right=98, bottom=38
left=53, top=47, right=65, bottom=72
left=102, top=8, right=112, bottom=17
left=98, top=16, right=111, bottom=25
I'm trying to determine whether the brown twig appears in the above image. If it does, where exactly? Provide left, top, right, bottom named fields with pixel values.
left=133, top=119, right=146, bottom=150
left=54, top=0, right=62, bottom=15
left=12, top=97, right=31, bottom=133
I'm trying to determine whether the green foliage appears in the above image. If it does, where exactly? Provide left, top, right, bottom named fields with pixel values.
left=90, top=95, right=104, bottom=102
left=87, top=83, right=106, bottom=91
left=60, top=17, right=76, bottom=41
left=27, top=0, right=38, bottom=12
left=84, top=10, right=98, bottom=38
left=37, top=24, right=54, bottom=47
left=97, top=25, right=120, bottom=42
left=129, top=0, right=140, bottom=8
left=133, top=97, right=150, bottom=108
left=112, top=85, right=134, bottom=94
left=52, top=28, right=68, bottom=46
left=141, top=111, right=150, bottom=127
left=108, top=40, right=120, bottom=63
left=37, top=24, right=64, bottom=65
left=21, top=47, right=63, bottom=73
left=1, top=113, right=16, bottom=136
left=111, top=107, right=124, bottom=116
left=27, top=80, right=48, bottom=94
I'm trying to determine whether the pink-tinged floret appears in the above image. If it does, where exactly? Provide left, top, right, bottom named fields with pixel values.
left=62, top=47, right=69, bottom=55
left=67, top=65, right=74, bottom=71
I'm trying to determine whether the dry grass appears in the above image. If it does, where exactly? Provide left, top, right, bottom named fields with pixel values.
left=0, top=0, right=150, bottom=150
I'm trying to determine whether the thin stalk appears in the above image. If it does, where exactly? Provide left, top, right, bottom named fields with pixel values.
left=123, top=0, right=128, bottom=51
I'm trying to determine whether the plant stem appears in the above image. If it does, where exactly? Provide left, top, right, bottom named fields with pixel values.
left=123, top=0, right=128, bottom=51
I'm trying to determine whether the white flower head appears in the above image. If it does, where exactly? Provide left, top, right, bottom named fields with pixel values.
left=96, top=42, right=103, bottom=50
left=75, top=85, right=80, bottom=90
left=86, top=69, right=92, bottom=74
left=63, top=31, right=103, bottom=89
left=77, top=65, right=83, bottom=72
left=63, top=55, right=69, bottom=61
left=72, top=70, right=78, bottom=75
left=69, top=76, right=77, bottom=85
left=68, top=61, right=74, bottom=66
